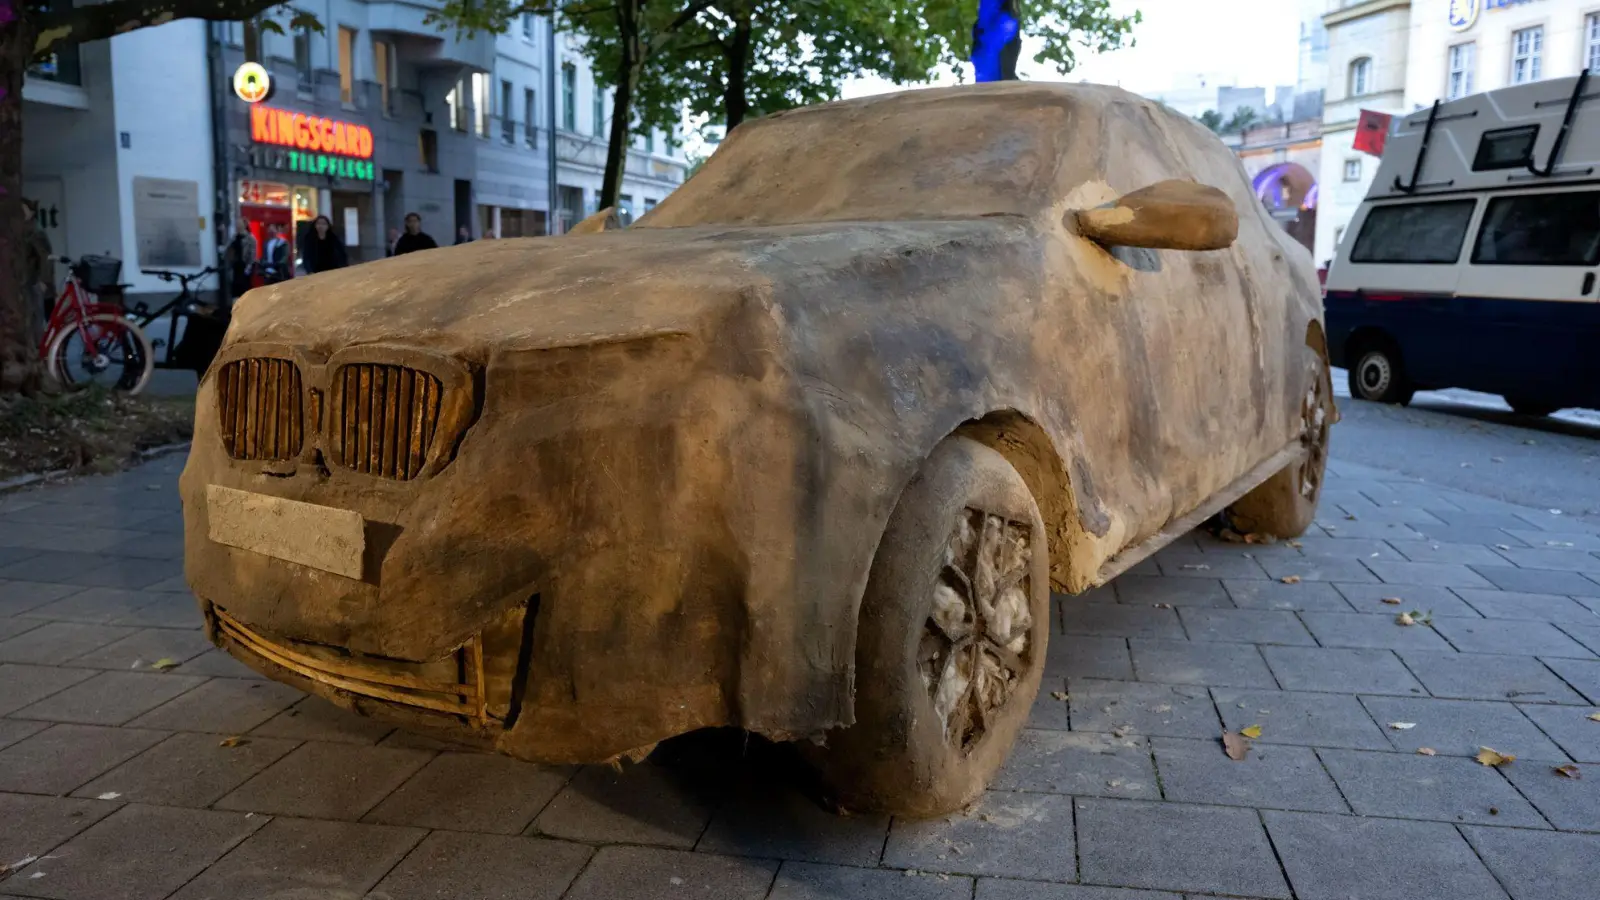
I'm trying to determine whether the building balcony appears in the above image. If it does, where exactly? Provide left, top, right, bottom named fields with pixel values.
left=368, top=0, right=495, bottom=73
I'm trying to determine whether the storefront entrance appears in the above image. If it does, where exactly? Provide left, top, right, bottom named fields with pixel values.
left=239, top=180, right=319, bottom=281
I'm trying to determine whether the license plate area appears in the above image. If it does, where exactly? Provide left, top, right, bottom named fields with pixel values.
left=206, top=485, right=366, bottom=579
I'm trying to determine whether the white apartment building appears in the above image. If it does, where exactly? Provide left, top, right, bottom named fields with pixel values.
left=1316, top=0, right=1600, bottom=264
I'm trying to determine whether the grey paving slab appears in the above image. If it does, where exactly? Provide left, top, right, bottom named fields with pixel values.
left=1074, top=798, right=1289, bottom=897
left=1059, top=603, right=1185, bottom=640
left=1454, top=588, right=1600, bottom=624
left=1398, top=650, right=1589, bottom=704
left=249, top=696, right=395, bottom=744
left=1260, top=646, right=1427, bottom=695
left=166, top=816, right=424, bottom=900
left=698, top=780, right=888, bottom=867
left=1313, top=520, right=1424, bottom=542
left=0, top=793, right=120, bottom=872
left=564, top=846, right=778, bottom=900
left=1292, top=536, right=1405, bottom=560
left=1066, top=679, right=1220, bottom=738
left=18, top=588, right=164, bottom=625
left=1517, top=703, right=1600, bottom=763
left=1541, top=657, right=1600, bottom=705
left=364, top=751, right=570, bottom=834
left=1128, top=639, right=1278, bottom=688
left=145, top=576, right=189, bottom=593
left=65, top=627, right=212, bottom=671
left=0, top=725, right=169, bottom=795
left=991, top=730, right=1156, bottom=799
left=882, top=792, right=1076, bottom=882
left=1359, top=696, right=1570, bottom=760
left=370, top=830, right=592, bottom=900
left=1513, top=510, right=1589, bottom=532
left=2, top=805, right=264, bottom=900
left=770, top=863, right=972, bottom=900
left=57, top=558, right=183, bottom=591
left=1212, top=688, right=1391, bottom=750
left=976, top=881, right=1182, bottom=900
left=0, top=617, right=42, bottom=642
left=0, top=663, right=96, bottom=716
left=1560, top=621, right=1600, bottom=655
left=177, top=649, right=267, bottom=680
left=0, top=552, right=121, bottom=585
left=1337, top=504, right=1447, bottom=526
left=125, top=676, right=304, bottom=733
left=1174, top=608, right=1315, bottom=645
left=1410, top=523, right=1532, bottom=547
left=97, top=534, right=185, bottom=561
left=1299, top=611, right=1455, bottom=651
left=1260, top=556, right=1379, bottom=583
left=1334, top=582, right=1481, bottom=617
left=1266, top=811, right=1510, bottom=900
left=1366, top=560, right=1497, bottom=589
left=1472, top=565, right=1600, bottom=597
left=0, top=621, right=138, bottom=665
left=105, top=593, right=201, bottom=629
left=1500, top=760, right=1600, bottom=831
left=1155, top=552, right=1267, bottom=580
left=1222, top=578, right=1353, bottom=611
left=1044, top=636, right=1133, bottom=681
left=1030, top=676, right=1070, bottom=730
left=1433, top=618, right=1597, bottom=658
left=1317, top=747, right=1545, bottom=826
left=1388, top=541, right=1517, bottom=567
left=0, top=719, right=48, bottom=751
left=1496, top=547, right=1600, bottom=572
left=1506, top=529, right=1600, bottom=551
left=70, top=732, right=299, bottom=808
left=214, top=741, right=434, bottom=820
left=10, top=671, right=207, bottom=726
left=1462, top=826, right=1600, bottom=900
left=0, top=524, right=147, bottom=554
left=1111, top=575, right=1231, bottom=607
left=534, top=761, right=725, bottom=849
left=1151, top=736, right=1347, bottom=812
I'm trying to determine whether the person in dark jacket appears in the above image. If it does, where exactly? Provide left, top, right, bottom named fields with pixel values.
left=454, top=225, right=473, bottom=245
left=222, top=216, right=258, bottom=298
left=300, top=215, right=349, bottom=274
left=393, top=212, right=438, bottom=255
left=261, top=225, right=291, bottom=283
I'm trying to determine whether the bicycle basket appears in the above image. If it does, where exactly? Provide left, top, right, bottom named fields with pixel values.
left=73, top=255, right=123, bottom=293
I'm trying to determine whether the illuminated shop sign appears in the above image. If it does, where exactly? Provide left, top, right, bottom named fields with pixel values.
left=286, top=151, right=374, bottom=180
left=250, top=106, right=375, bottom=159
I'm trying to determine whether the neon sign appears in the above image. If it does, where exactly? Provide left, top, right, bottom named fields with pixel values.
left=250, top=106, right=374, bottom=160
left=233, top=63, right=271, bottom=103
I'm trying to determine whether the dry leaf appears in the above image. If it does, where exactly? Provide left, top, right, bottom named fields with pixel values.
left=1396, top=613, right=1415, bottom=626
left=1180, top=564, right=1211, bottom=571
left=96, top=792, right=120, bottom=800
left=1153, top=603, right=1173, bottom=609
left=1222, top=731, right=1251, bottom=761
left=218, top=736, right=247, bottom=748
left=1287, top=540, right=1303, bottom=549
left=1344, top=514, right=1357, bottom=521
left=1381, top=597, right=1403, bottom=605
left=150, top=658, right=179, bottom=671
left=1554, top=764, right=1582, bottom=779
left=1389, top=722, right=1417, bottom=730
left=1280, top=575, right=1302, bottom=584
left=1476, top=747, right=1515, bottom=767
left=1049, top=691, right=1068, bottom=702
left=1241, top=725, right=1263, bottom=739
left=1417, top=747, right=1437, bottom=756
left=1587, top=712, right=1600, bottom=723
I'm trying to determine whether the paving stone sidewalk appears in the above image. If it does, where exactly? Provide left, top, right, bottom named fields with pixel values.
left=2, top=450, right=1600, bottom=900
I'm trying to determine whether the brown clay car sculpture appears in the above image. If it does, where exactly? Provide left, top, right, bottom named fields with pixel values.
left=180, top=82, right=1334, bottom=817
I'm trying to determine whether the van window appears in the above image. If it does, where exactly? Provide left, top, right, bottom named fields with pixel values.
left=1349, top=200, right=1477, bottom=264
left=1472, top=191, right=1600, bottom=266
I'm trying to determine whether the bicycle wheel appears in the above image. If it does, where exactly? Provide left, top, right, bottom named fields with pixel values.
left=45, top=313, right=156, bottom=395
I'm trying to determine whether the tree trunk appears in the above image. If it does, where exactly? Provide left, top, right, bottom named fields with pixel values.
left=599, top=0, right=641, bottom=212
left=722, top=8, right=751, bottom=131
left=0, top=5, right=42, bottom=394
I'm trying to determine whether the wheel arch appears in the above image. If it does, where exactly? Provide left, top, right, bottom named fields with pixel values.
left=1343, top=324, right=1395, bottom=362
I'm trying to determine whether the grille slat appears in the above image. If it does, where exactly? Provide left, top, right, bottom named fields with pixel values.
left=335, top=363, right=442, bottom=481
left=218, top=358, right=304, bottom=461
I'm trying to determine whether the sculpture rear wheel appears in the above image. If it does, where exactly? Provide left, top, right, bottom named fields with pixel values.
left=813, top=436, right=1049, bottom=818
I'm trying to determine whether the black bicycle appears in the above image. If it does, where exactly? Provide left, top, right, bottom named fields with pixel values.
left=134, top=268, right=230, bottom=373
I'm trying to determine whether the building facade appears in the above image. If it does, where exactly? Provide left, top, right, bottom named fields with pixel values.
left=1316, top=0, right=1600, bottom=264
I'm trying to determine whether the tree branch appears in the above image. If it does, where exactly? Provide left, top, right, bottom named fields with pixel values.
left=32, top=0, right=287, bottom=58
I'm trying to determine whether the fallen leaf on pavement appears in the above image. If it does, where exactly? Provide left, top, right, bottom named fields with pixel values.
left=1381, top=597, right=1403, bottom=605
left=1554, top=764, right=1582, bottom=779
left=96, top=792, right=120, bottom=800
left=150, top=658, right=179, bottom=670
left=1222, top=731, right=1251, bottom=761
left=1490, top=457, right=1504, bottom=463
left=1345, top=514, right=1357, bottom=521
left=1050, top=691, right=1068, bottom=702
left=219, top=736, right=247, bottom=748
left=1476, top=747, right=1515, bottom=767
left=1287, top=540, right=1303, bottom=549
left=1495, top=544, right=1512, bottom=551
left=1153, top=603, right=1173, bottom=609
left=1587, top=712, right=1600, bottom=723
left=1389, top=722, right=1417, bottom=730
left=1396, top=613, right=1415, bottom=626
left=1241, top=725, right=1263, bottom=739
left=1280, top=575, right=1302, bottom=584
left=1180, top=564, right=1211, bottom=571
left=1417, top=748, right=1437, bottom=756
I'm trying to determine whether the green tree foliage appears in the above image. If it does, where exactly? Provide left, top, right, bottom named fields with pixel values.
left=1196, top=109, right=1223, bottom=132
left=1222, top=105, right=1258, bottom=134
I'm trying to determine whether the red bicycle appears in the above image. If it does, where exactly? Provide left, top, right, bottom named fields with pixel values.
left=39, top=255, right=155, bottom=395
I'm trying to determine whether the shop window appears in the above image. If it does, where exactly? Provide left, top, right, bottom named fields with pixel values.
left=338, top=27, right=356, bottom=106
left=561, top=63, right=576, bottom=131
left=420, top=129, right=440, bottom=173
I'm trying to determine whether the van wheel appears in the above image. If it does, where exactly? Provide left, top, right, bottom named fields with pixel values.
left=1228, top=351, right=1334, bottom=539
left=1349, top=343, right=1414, bottom=405
left=1505, top=397, right=1560, bottom=417
left=812, top=437, right=1049, bottom=819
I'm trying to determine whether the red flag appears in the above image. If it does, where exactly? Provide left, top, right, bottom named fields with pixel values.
left=1353, top=110, right=1394, bottom=157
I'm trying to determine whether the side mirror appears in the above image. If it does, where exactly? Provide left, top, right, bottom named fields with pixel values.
left=568, top=206, right=620, bottom=234
left=1072, top=180, right=1238, bottom=252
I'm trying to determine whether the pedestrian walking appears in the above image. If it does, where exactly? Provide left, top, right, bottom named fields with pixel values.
left=454, top=225, right=473, bottom=245
left=223, top=216, right=258, bottom=298
left=262, top=224, right=291, bottom=283
left=386, top=227, right=402, bottom=257
left=393, top=213, right=438, bottom=255
left=300, top=215, right=349, bottom=274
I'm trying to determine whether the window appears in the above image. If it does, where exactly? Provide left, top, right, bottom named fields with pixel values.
left=338, top=27, right=356, bottom=105
left=501, top=79, right=515, bottom=144
left=1446, top=42, right=1474, bottom=100
left=522, top=12, right=535, bottom=40
left=557, top=184, right=584, bottom=232
left=447, top=79, right=467, bottom=132
left=525, top=88, right=538, bottom=148
left=561, top=63, right=576, bottom=131
left=243, top=18, right=262, bottom=64
left=1343, top=159, right=1361, bottom=182
left=1589, top=14, right=1600, bottom=75
left=1349, top=200, right=1477, bottom=265
left=645, top=129, right=655, bottom=154
left=1348, top=57, right=1371, bottom=97
left=473, top=73, right=492, bottom=137
left=1333, top=226, right=1345, bottom=247
left=1473, top=126, right=1540, bottom=171
left=293, top=18, right=314, bottom=91
left=618, top=193, right=634, bottom=225
left=1473, top=192, right=1600, bottom=266
left=374, top=40, right=394, bottom=116
left=593, top=85, right=606, bottom=137
left=420, top=129, right=439, bottom=173
left=1511, top=27, right=1542, bottom=85
left=644, top=198, right=657, bottom=213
